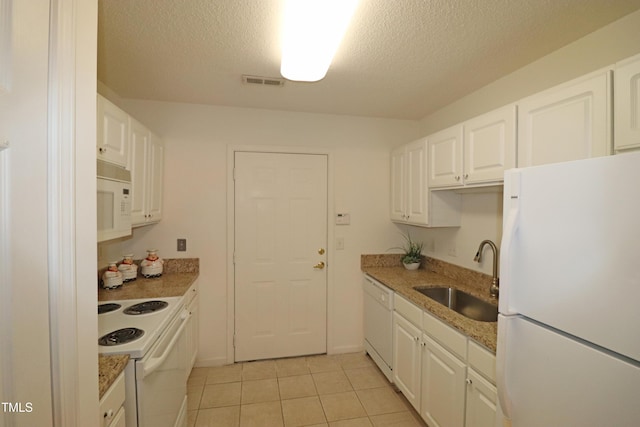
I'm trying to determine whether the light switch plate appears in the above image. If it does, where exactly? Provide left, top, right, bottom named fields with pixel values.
left=335, top=213, right=351, bottom=225
left=177, top=238, right=187, bottom=252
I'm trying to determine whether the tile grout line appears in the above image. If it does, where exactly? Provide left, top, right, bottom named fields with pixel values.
left=190, top=353, right=415, bottom=427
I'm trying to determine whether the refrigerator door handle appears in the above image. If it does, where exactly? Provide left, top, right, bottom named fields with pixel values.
left=499, top=171, right=520, bottom=315
left=496, top=315, right=513, bottom=425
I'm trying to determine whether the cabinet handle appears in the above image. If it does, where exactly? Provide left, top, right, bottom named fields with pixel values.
left=104, top=409, right=114, bottom=420
left=464, top=174, right=469, bottom=180
left=99, top=147, right=106, bottom=153
left=414, top=336, right=420, bottom=342
left=466, top=378, right=473, bottom=385
left=455, top=175, right=460, bottom=181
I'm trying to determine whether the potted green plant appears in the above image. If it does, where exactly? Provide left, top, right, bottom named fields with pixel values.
left=392, top=232, right=424, bottom=270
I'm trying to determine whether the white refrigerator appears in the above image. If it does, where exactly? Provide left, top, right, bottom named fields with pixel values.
left=497, top=152, right=640, bottom=427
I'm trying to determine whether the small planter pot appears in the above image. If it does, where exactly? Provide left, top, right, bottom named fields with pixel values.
left=404, top=262, right=420, bottom=271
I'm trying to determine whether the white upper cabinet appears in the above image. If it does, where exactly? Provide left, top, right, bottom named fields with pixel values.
left=129, top=118, right=164, bottom=227
left=147, top=133, right=164, bottom=222
left=390, top=145, right=407, bottom=222
left=517, top=69, right=612, bottom=167
left=464, top=105, right=516, bottom=185
left=427, top=125, right=463, bottom=188
left=391, top=138, right=461, bottom=227
left=97, top=94, right=129, bottom=168
left=129, top=118, right=150, bottom=225
left=428, top=105, right=516, bottom=188
left=614, top=53, right=640, bottom=151
left=391, top=138, right=429, bottom=225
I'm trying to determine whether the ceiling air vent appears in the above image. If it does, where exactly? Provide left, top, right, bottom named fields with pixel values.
left=242, top=75, right=286, bottom=87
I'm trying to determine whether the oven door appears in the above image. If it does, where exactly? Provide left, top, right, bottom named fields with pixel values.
left=135, top=308, right=190, bottom=427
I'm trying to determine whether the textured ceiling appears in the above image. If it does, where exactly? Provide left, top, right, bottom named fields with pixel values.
left=98, top=0, right=640, bottom=120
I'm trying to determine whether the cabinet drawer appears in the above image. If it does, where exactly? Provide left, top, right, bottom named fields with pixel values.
left=423, top=310, right=467, bottom=360
left=394, top=294, right=422, bottom=327
left=468, top=340, right=496, bottom=384
left=99, top=372, right=125, bottom=427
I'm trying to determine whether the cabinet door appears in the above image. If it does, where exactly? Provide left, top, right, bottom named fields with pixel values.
left=97, top=95, right=129, bottom=168
left=129, top=118, right=150, bottom=226
left=464, top=105, right=516, bottom=184
left=421, top=334, right=466, bottom=427
left=392, top=312, right=422, bottom=411
left=465, top=369, right=497, bottom=427
left=390, top=146, right=406, bottom=222
left=147, top=133, right=164, bottom=223
left=518, top=69, right=611, bottom=167
left=615, top=54, right=640, bottom=151
left=428, top=125, right=463, bottom=188
left=405, top=138, right=428, bottom=225
left=108, top=406, right=126, bottom=427
left=187, top=293, right=199, bottom=375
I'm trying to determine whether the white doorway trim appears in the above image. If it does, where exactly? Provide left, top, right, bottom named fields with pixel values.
left=48, top=0, right=98, bottom=425
left=226, top=145, right=335, bottom=364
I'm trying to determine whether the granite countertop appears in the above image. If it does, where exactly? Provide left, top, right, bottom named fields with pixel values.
left=98, top=272, right=198, bottom=301
left=98, top=258, right=199, bottom=301
left=98, top=354, right=129, bottom=399
left=362, top=255, right=498, bottom=352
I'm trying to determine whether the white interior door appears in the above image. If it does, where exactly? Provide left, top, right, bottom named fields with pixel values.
left=234, top=152, right=328, bottom=361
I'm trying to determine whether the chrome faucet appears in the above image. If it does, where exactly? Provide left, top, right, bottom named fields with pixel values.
left=474, top=240, right=499, bottom=298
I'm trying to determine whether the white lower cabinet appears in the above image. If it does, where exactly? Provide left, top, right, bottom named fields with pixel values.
left=392, top=294, right=497, bottom=427
left=185, top=283, right=199, bottom=376
left=392, top=311, right=422, bottom=410
left=100, top=372, right=126, bottom=427
left=421, top=334, right=466, bottom=427
left=465, top=368, right=497, bottom=427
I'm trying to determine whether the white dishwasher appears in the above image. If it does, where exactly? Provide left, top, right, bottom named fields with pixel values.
left=363, top=275, right=394, bottom=381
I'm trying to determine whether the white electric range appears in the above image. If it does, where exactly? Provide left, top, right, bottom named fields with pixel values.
left=98, top=296, right=190, bottom=427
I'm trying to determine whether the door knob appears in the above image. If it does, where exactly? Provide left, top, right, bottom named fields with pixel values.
left=313, top=261, right=325, bottom=269
left=318, top=248, right=325, bottom=255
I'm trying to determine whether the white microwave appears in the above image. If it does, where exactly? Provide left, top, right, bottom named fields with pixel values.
left=97, top=160, right=132, bottom=243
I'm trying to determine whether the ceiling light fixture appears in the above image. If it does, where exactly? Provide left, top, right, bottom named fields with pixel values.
left=280, top=0, right=359, bottom=82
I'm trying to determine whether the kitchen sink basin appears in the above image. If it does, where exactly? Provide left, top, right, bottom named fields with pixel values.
left=413, top=287, right=498, bottom=322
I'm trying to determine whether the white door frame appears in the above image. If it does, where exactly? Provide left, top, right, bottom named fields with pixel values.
left=48, top=1, right=99, bottom=426
left=226, top=145, right=335, bottom=364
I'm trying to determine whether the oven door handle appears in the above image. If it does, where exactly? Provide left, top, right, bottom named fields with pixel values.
left=141, top=310, right=190, bottom=379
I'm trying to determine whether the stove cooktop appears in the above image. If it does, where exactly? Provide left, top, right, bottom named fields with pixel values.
left=98, top=303, right=122, bottom=314
left=123, top=300, right=169, bottom=315
left=98, top=327, right=145, bottom=346
left=98, top=296, right=183, bottom=359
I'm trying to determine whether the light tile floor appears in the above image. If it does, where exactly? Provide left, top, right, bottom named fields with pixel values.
left=187, top=352, right=428, bottom=427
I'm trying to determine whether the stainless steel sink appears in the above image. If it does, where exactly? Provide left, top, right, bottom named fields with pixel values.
left=413, top=287, right=498, bottom=322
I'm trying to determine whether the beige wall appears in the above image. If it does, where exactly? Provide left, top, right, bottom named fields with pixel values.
left=98, top=100, right=419, bottom=365
left=420, top=9, right=640, bottom=135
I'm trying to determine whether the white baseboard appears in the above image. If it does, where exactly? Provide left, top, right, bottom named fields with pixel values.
left=328, top=344, right=364, bottom=355
left=194, top=356, right=229, bottom=368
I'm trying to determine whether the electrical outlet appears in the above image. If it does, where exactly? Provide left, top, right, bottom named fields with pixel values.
left=177, top=238, right=187, bottom=252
